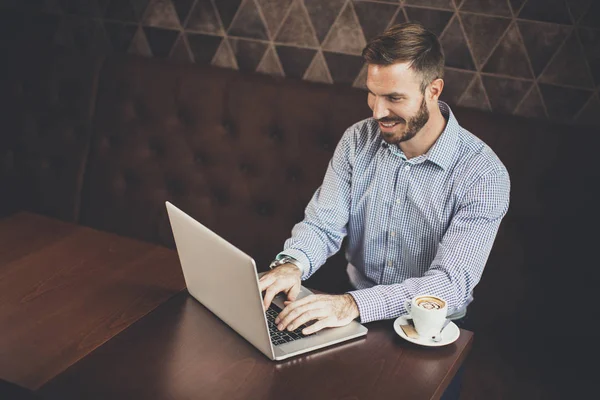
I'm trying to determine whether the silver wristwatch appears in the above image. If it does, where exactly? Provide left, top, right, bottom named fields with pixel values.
left=269, top=256, right=303, bottom=272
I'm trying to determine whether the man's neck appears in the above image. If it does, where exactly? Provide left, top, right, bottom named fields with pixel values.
left=398, top=105, right=447, bottom=160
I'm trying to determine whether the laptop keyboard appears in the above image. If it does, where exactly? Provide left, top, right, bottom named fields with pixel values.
left=266, top=303, right=313, bottom=345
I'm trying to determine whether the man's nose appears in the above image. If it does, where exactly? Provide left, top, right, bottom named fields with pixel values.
left=372, top=97, right=389, bottom=120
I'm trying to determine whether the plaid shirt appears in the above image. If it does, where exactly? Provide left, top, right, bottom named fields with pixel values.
left=278, top=102, right=510, bottom=323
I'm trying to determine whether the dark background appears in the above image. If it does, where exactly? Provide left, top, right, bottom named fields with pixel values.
left=1, top=0, right=599, bottom=126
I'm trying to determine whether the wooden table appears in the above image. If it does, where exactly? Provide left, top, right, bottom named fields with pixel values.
left=1, top=212, right=473, bottom=400
left=0, top=213, right=186, bottom=390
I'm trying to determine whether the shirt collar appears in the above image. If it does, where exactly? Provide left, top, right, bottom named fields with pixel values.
left=424, top=101, right=460, bottom=170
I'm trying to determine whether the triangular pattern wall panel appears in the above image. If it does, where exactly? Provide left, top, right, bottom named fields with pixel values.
left=1, top=0, right=598, bottom=125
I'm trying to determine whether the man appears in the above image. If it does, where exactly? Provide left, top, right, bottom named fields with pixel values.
left=259, top=23, right=510, bottom=339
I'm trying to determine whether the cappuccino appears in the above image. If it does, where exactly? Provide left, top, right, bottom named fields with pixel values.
left=416, top=296, right=445, bottom=310
left=405, top=295, right=448, bottom=339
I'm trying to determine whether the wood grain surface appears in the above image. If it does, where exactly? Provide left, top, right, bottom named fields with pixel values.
left=40, top=292, right=473, bottom=400
left=0, top=213, right=186, bottom=389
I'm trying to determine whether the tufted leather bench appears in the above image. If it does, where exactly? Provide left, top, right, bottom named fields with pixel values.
left=1, top=51, right=599, bottom=397
left=78, top=55, right=368, bottom=281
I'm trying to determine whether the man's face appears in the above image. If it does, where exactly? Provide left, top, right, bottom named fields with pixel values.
left=366, top=63, right=430, bottom=145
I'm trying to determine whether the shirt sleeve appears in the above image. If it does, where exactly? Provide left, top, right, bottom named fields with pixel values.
left=348, top=167, right=511, bottom=323
left=279, top=128, right=355, bottom=280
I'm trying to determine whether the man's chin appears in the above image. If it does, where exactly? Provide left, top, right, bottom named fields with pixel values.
left=381, top=130, right=406, bottom=144
left=381, top=135, right=397, bottom=144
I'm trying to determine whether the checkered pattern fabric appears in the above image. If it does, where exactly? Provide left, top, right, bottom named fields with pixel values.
left=278, top=102, right=510, bottom=323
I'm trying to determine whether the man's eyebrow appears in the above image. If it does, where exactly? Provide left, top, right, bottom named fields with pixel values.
left=367, top=89, right=407, bottom=98
left=384, top=92, right=406, bottom=97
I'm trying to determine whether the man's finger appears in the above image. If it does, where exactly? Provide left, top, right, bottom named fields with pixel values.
left=302, top=317, right=333, bottom=335
left=277, top=301, right=321, bottom=330
left=287, top=309, right=326, bottom=332
left=286, top=283, right=300, bottom=302
left=263, top=286, right=282, bottom=311
left=258, top=274, right=276, bottom=293
left=275, top=294, right=316, bottom=324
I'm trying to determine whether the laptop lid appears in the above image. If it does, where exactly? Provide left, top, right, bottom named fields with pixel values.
left=165, top=201, right=275, bottom=359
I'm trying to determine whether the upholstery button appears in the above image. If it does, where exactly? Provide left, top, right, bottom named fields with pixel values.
left=107, top=135, right=119, bottom=147
left=39, top=158, right=50, bottom=170
left=123, top=102, right=136, bottom=120
left=115, top=175, right=127, bottom=192
left=148, top=139, right=164, bottom=157
left=116, top=81, right=132, bottom=98
left=256, top=202, right=273, bottom=216
left=51, top=157, right=64, bottom=172
left=287, top=167, right=301, bottom=182
left=269, top=129, right=282, bottom=141
left=178, top=109, right=193, bottom=127
left=99, top=135, right=110, bottom=150
left=213, top=189, right=228, bottom=205
left=239, top=163, right=251, bottom=173
left=223, top=120, right=234, bottom=134
left=63, top=126, right=75, bottom=140
left=194, top=153, right=208, bottom=166
left=123, top=170, right=138, bottom=186
left=134, top=102, right=146, bottom=118
left=166, top=179, right=185, bottom=196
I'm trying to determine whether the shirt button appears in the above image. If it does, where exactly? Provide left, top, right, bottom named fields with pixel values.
left=390, top=231, right=396, bottom=237
left=388, top=261, right=393, bottom=267
left=404, top=165, right=410, bottom=171
left=396, top=198, right=401, bottom=204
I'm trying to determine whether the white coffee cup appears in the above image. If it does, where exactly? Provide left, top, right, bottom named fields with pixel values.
left=404, top=295, right=448, bottom=338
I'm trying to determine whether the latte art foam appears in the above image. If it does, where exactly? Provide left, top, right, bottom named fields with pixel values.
left=415, top=297, right=445, bottom=310
left=418, top=301, right=441, bottom=310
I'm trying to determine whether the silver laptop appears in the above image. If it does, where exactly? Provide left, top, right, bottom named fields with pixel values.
left=165, top=201, right=368, bottom=360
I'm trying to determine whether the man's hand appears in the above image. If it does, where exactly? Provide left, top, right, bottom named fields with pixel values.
left=258, top=264, right=302, bottom=311
left=275, top=294, right=360, bottom=335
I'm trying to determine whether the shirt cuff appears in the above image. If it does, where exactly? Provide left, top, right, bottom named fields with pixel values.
left=276, top=249, right=311, bottom=280
left=348, top=286, right=394, bottom=323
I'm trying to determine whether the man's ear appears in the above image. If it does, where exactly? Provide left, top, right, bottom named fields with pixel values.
left=428, top=78, right=444, bottom=102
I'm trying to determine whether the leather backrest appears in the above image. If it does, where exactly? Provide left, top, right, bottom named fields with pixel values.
left=79, top=55, right=370, bottom=272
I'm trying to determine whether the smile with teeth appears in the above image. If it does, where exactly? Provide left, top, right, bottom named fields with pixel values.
left=380, top=121, right=400, bottom=127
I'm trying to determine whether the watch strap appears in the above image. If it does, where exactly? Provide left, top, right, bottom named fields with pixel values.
left=269, top=256, right=303, bottom=273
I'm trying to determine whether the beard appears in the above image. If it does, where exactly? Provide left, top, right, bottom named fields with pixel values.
left=379, top=97, right=430, bottom=145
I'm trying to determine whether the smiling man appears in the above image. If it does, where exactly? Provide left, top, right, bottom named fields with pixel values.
left=259, top=22, right=510, bottom=347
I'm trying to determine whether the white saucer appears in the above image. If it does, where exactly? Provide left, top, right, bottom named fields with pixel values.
left=393, top=315, right=460, bottom=347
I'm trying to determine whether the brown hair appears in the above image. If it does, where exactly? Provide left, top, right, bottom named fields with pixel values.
left=362, top=23, right=445, bottom=93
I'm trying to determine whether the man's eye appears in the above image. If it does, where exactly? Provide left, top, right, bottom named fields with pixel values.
left=389, top=97, right=402, bottom=102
